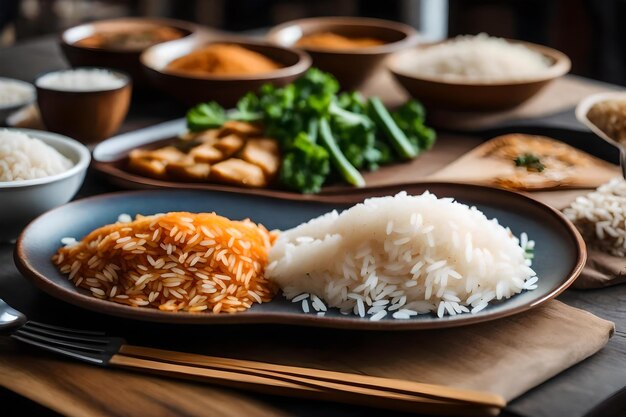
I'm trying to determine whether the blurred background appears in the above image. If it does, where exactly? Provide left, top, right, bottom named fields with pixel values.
left=0, top=0, right=625, bottom=85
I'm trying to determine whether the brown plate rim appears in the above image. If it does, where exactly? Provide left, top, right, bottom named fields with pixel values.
left=14, top=182, right=586, bottom=330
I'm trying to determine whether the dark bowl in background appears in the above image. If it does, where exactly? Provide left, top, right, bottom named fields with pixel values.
left=267, top=17, right=418, bottom=90
left=141, top=35, right=311, bottom=107
left=60, top=18, right=203, bottom=89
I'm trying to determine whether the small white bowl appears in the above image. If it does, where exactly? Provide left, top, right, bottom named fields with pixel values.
left=0, top=128, right=90, bottom=241
left=0, top=78, right=36, bottom=123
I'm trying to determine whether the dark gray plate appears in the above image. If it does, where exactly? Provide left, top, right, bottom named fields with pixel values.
left=15, top=183, right=586, bottom=330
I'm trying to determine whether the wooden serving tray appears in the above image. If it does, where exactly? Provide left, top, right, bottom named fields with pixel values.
left=92, top=118, right=481, bottom=200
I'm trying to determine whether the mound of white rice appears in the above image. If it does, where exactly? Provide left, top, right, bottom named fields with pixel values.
left=408, top=33, right=550, bottom=81
left=0, top=130, right=73, bottom=181
left=564, top=177, right=626, bottom=256
left=266, top=192, right=537, bottom=320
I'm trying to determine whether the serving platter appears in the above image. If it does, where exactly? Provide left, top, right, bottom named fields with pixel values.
left=15, top=182, right=585, bottom=330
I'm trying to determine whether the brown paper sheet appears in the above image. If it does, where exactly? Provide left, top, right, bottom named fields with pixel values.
left=0, top=301, right=613, bottom=417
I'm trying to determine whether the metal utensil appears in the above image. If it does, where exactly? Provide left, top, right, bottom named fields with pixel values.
left=0, top=297, right=504, bottom=416
left=576, top=91, right=626, bottom=178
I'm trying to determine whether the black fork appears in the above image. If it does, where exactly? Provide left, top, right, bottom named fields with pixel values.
left=1, top=298, right=125, bottom=365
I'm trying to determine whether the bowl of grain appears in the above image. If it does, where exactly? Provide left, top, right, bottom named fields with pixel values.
left=35, top=67, right=132, bottom=144
left=388, top=33, right=571, bottom=111
left=0, top=128, right=90, bottom=241
left=0, top=77, right=36, bottom=124
left=141, top=35, right=311, bottom=107
left=267, top=17, right=418, bottom=90
left=60, top=17, right=201, bottom=89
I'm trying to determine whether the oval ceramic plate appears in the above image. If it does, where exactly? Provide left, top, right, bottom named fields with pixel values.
left=91, top=119, right=436, bottom=201
left=15, top=183, right=585, bottom=330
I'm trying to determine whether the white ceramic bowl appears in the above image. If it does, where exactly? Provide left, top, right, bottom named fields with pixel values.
left=0, top=78, right=36, bottom=123
left=0, top=128, right=90, bottom=241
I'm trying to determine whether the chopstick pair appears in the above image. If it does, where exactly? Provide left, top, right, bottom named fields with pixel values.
left=110, top=345, right=506, bottom=416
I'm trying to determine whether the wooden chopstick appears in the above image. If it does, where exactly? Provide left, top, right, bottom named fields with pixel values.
left=110, top=354, right=501, bottom=417
left=117, top=345, right=506, bottom=409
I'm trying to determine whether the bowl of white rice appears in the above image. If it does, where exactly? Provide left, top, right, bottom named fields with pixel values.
left=0, top=128, right=90, bottom=241
left=388, top=33, right=571, bottom=111
left=0, top=77, right=36, bottom=123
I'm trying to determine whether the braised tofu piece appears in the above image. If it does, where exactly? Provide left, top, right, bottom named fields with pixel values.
left=240, top=138, right=280, bottom=178
left=214, top=134, right=245, bottom=157
left=193, top=129, right=220, bottom=144
left=189, top=143, right=224, bottom=163
left=220, top=120, right=263, bottom=137
left=166, top=158, right=210, bottom=182
left=128, top=155, right=168, bottom=179
left=145, top=146, right=186, bottom=163
left=210, top=158, right=267, bottom=187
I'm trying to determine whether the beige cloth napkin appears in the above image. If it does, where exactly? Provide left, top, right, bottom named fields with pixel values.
left=0, top=301, right=614, bottom=417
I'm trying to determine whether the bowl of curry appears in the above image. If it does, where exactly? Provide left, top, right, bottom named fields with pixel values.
left=141, top=35, right=311, bottom=107
left=267, top=17, right=418, bottom=89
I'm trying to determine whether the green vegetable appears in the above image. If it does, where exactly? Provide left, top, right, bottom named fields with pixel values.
left=184, top=68, right=436, bottom=193
left=368, top=97, right=417, bottom=160
left=514, top=153, right=545, bottom=172
left=391, top=100, right=437, bottom=151
left=280, top=133, right=330, bottom=194
left=186, top=98, right=262, bottom=132
left=319, top=118, right=365, bottom=187
left=186, top=102, right=226, bottom=132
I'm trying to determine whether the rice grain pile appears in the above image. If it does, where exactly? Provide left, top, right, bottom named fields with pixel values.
left=0, top=129, right=73, bottom=181
left=36, top=68, right=126, bottom=92
left=266, top=192, right=537, bottom=320
left=564, top=177, right=626, bottom=256
left=53, top=212, right=276, bottom=313
left=0, top=79, right=34, bottom=106
left=407, top=33, right=550, bottom=81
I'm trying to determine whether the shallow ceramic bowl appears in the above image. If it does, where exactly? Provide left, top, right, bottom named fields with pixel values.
left=0, top=128, right=90, bottom=241
left=36, top=68, right=132, bottom=144
left=141, top=35, right=311, bottom=107
left=0, top=77, right=35, bottom=123
left=267, top=17, right=418, bottom=90
left=60, top=18, right=198, bottom=89
left=388, top=40, right=571, bottom=111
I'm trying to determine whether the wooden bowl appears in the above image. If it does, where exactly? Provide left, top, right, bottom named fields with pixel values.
left=140, top=35, right=311, bottom=107
left=387, top=40, right=571, bottom=111
left=60, top=18, right=201, bottom=89
left=36, top=69, right=132, bottom=144
left=266, top=17, right=418, bottom=90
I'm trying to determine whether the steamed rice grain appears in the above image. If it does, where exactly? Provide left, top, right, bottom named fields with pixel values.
left=266, top=192, right=537, bottom=320
left=0, top=130, right=73, bottom=181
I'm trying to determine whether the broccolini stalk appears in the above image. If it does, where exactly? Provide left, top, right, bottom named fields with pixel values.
left=368, top=97, right=417, bottom=160
left=319, top=118, right=365, bottom=187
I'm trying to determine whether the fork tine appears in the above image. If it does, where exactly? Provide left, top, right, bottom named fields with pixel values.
left=22, top=322, right=111, bottom=344
left=14, top=328, right=106, bottom=353
left=11, top=333, right=106, bottom=365
left=27, top=321, right=107, bottom=336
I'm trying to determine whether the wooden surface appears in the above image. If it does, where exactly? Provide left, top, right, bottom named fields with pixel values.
left=1, top=36, right=626, bottom=417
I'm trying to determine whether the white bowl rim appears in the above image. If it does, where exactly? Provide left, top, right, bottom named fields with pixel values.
left=0, top=77, right=36, bottom=110
left=387, top=38, right=571, bottom=87
left=0, top=128, right=91, bottom=189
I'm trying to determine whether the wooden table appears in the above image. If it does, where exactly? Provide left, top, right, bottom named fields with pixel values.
left=1, top=36, right=625, bottom=417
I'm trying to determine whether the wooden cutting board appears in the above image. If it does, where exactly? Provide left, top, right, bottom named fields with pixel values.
left=428, top=134, right=620, bottom=190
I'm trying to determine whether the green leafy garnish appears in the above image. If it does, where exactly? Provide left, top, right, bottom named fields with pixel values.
left=514, top=153, right=545, bottom=172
